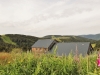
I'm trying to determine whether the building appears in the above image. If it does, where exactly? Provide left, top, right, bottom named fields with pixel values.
left=31, top=39, right=56, bottom=54
left=52, top=42, right=94, bottom=56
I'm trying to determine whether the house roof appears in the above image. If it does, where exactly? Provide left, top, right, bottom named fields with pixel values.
left=52, top=42, right=91, bottom=56
left=32, top=39, right=55, bottom=48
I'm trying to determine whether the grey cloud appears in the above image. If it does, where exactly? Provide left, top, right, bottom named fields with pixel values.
left=75, top=25, right=100, bottom=35
left=32, top=25, right=100, bottom=37
left=0, top=0, right=100, bottom=37
left=0, top=22, right=15, bottom=27
left=26, top=0, right=95, bottom=24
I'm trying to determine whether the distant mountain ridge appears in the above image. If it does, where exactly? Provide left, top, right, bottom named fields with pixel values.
left=80, top=34, right=100, bottom=40
left=43, top=35, right=95, bottom=42
left=0, top=34, right=98, bottom=52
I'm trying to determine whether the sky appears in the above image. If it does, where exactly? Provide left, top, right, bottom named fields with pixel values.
left=0, top=0, right=100, bottom=37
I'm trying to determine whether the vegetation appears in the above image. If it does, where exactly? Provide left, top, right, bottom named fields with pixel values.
left=1, top=35, right=16, bottom=45
left=95, top=40, right=100, bottom=49
left=43, top=35, right=95, bottom=42
left=0, top=34, right=38, bottom=52
left=43, top=35, right=100, bottom=50
left=0, top=34, right=100, bottom=52
left=0, top=50, right=100, bottom=75
left=80, top=34, right=100, bottom=40
left=0, top=34, right=100, bottom=74
left=92, top=44, right=96, bottom=48
left=0, top=35, right=16, bottom=52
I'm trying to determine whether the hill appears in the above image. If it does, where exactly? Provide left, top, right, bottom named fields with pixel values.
left=1, top=35, right=16, bottom=45
left=80, top=34, right=100, bottom=40
left=0, top=34, right=38, bottom=52
left=43, top=35, right=95, bottom=43
left=0, top=34, right=98, bottom=52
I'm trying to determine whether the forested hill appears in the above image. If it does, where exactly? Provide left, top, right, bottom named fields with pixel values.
left=0, top=34, right=38, bottom=52
left=0, top=34, right=97, bottom=52
left=80, top=34, right=100, bottom=40
left=43, top=35, right=95, bottom=43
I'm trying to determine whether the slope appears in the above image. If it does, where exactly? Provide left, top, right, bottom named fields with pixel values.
left=43, top=35, right=95, bottom=43
left=1, top=35, right=16, bottom=45
left=0, top=34, right=38, bottom=52
left=80, top=34, right=100, bottom=40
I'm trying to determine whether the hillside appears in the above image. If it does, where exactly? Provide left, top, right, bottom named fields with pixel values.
left=1, top=35, right=16, bottom=45
left=43, top=35, right=95, bottom=43
left=80, top=34, right=100, bottom=40
left=0, top=34, right=98, bottom=52
left=0, top=34, right=38, bottom=52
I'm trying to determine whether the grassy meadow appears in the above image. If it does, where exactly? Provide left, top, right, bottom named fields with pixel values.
left=0, top=49, right=100, bottom=75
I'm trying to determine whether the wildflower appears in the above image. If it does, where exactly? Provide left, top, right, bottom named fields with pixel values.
left=8, top=61, right=11, bottom=64
left=97, top=52, right=100, bottom=67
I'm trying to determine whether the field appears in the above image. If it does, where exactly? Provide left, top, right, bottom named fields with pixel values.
left=0, top=50, right=100, bottom=75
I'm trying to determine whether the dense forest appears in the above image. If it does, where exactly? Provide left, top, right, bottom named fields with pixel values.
left=0, top=34, right=38, bottom=52
left=0, top=35, right=16, bottom=52
left=0, top=34, right=100, bottom=52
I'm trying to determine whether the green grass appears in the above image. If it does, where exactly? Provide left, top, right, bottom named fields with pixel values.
left=1, top=35, right=16, bottom=45
left=52, top=36, right=71, bottom=42
left=57, top=37, right=70, bottom=39
left=0, top=51, right=99, bottom=75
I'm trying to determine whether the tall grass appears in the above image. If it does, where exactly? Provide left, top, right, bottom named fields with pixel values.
left=0, top=51, right=99, bottom=75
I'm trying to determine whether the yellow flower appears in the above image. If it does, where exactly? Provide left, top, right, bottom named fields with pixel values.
left=8, top=61, right=11, bottom=64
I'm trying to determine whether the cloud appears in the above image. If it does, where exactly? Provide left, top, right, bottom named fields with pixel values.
left=0, top=0, right=100, bottom=36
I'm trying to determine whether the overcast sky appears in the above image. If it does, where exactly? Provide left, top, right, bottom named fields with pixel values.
left=0, top=0, right=100, bottom=37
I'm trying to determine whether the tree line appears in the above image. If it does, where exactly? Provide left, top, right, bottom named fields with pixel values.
left=0, top=34, right=38, bottom=52
left=0, top=34, right=100, bottom=52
